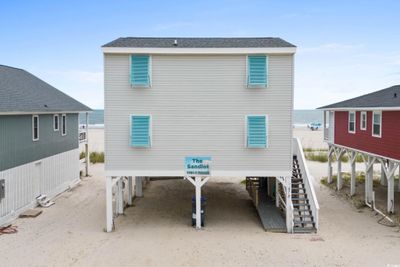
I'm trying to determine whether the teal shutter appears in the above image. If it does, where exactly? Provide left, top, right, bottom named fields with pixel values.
left=131, top=55, right=150, bottom=86
left=247, top=115, right=267, bottom=148
left=247, top=55, right=267, bottom=87
left=131, top=115, right=151, bottom=147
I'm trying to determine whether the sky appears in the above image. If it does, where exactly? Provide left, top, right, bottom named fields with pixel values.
left=1, top=0, right=400, bottom=109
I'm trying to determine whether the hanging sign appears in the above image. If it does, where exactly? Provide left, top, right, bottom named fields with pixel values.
left=185, top=156, right=212, bottom=176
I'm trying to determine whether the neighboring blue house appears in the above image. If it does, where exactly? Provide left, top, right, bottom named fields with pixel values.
left=0, top=64, right=91, bottom=225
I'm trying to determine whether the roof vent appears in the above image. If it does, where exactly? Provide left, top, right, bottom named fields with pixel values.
left=44, top=104, right=48, bottom=108
left=394, top=93, right=397, bottom=98
left=173, top=39, right=178, bottom=46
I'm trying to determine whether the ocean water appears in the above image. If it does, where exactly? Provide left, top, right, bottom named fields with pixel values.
left=80, top=109, right=323, bottom=127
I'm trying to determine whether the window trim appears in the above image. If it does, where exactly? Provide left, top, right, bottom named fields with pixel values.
left=61, top=114, right=67, bottom=136
left=130, top=114, right=152, bottom=148
left=32, top=115, right=39, bottom=141
left=130, top=55, right=152, bottom=88
left=245, top=114, right=268, bottom=148
left=372, top=111, right=382, bottom=138
left=348, top=111, right=356, bottom=134
left=53, top=114, right=59, bottom=131
left=360, top=111, right=367, bottom=131
left=246, top=55, right=268, bottom=88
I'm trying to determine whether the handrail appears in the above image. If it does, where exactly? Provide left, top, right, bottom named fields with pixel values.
left=293, top=137, right=320, bottom=230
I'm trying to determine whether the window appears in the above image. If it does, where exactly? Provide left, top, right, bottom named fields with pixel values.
left=130, top=55, right=150, bottom=87
left=247, top=55, right=268, bottom=88
left=130, top=115, right=151, bottom=147
left=348, top=111, right=355, bottom=133
left=61, top=114, right=67, bottom=136
left=53, top=114, right=59, bottom=131
left=32, top=115, right=39, bottom=141
left=246, top=115, right=268, bottom=148
left=372, top=111, right=382, bottom=137
left=360, top=111, right=367, bottom=130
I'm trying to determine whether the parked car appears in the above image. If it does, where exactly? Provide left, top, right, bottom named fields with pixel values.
left=307, top=122, right=322, bottom=131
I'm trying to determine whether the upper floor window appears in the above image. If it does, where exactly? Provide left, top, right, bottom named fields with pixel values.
left=372, top=111, right=382, bottom=137
left=32, top=115, right=39, bottom=141
left=54, top=114, right=59, bottom=131
left=348, top=111, right=356, bottom=133
left=246, top=115, right=268, bottom=148
left=130, top=55, right=151, bottom=87
left=61, top=114, right=67, bottom=136
left=360, top=111, right=367, bottom=130
left=247, top=55, right=268, bottom=88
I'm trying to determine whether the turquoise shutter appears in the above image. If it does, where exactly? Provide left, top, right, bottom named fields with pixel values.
left=131, top=115, right=151, bottom=147
left=247, top=115, right=267, bottom=148
left=247, top=55, right=267, bottom=87
left=131, top=55, right=150, bottom=86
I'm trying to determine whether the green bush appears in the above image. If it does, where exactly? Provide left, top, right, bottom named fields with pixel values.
left=90, top=152, right=104, bottom=164
left=79, top=151, right=86, bottom=160
left=305, top=151, right=328, bottom=162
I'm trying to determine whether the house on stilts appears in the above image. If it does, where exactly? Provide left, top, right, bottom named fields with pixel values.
left=102, top=37, right=319, bottom=233
left=319, top=85, right=400, bottom=214
left=0, top=64, right=91, bottom=225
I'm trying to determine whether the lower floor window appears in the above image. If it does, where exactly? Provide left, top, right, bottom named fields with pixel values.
left=62, top=114, right=67, bottom=136
left=32, top=115, right=39, bottom=141
left=372, top=111, right=381, bottom=137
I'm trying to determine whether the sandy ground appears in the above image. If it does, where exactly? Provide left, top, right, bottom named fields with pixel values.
left=1, top=127, right=400, bottom=266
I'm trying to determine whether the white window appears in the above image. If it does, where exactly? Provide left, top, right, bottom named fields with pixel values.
left=53, top=114, right=59, bottom=131
left=360, top=111, right=367, bottom=130
left=348, top=111, right=356, bottom=133
left=32, top=115, right=39, bottom=141
left=372, top=111, right=382, bottom=137
left=61, top=114, right=67, bottom=136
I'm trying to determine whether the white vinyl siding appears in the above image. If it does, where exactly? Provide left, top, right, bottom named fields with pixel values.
left=360, top=111, right=367, bottom=130
left=32, top=115, right=39, bottom=141
left=104, top=54, right=293, bottom=175
left=372, top=111, right=382, bottom=137
left=348, top=111, right=355, bottom=133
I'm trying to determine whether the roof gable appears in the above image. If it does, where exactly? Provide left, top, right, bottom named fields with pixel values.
left=0, top=65, right=91, bottom=114
left=318, top=85, right=400, bottom=110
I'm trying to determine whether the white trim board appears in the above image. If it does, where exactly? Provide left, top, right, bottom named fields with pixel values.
left=0, top=111, right=92, bottom=115
left=319, top=107, right=400, bottom=111
left=102, top=47, right=297, bottom=55
left=105, top=170, right=292, bottom=178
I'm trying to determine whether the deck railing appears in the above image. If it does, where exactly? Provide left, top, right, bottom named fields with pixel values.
left=79, top=127, right=87, bottom=143
left=293, top=137, right=320, bottom=230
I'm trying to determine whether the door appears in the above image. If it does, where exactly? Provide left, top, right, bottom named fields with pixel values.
left=33, top=162, right=42, bottom=198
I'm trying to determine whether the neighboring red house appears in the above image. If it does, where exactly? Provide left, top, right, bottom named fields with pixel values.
left=318, top=85, right=400, bottom=214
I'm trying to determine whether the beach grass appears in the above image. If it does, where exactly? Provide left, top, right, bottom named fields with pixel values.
left=89, top=152, right=104, bottom=164
left=304, top=148, right=365, bottom=163
left=79, top=151, right=86, bottom=160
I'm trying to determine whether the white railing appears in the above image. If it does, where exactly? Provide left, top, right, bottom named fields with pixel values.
left=79, top=127, right=87, bottom=143
left=293, top=137, right=320, bottom=230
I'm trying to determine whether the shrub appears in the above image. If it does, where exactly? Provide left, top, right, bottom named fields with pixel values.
left=90, top=152, right=104, bottom=164
left=79, top=151, right=86, bottom=160
left=305, top=151, right=328, bottom=162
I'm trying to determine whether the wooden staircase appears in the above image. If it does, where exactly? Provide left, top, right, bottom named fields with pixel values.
left=292, top=156, right=317, bottom=233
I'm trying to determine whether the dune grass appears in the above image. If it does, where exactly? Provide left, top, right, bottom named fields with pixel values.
left=89, top=152, right=104, bottom=164
left=303, top=148, right=365, bottom=163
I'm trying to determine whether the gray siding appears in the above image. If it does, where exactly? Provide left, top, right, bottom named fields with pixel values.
left=104, top=54, right=293, bottom=174
left=0, top=114, right=78, bottom=171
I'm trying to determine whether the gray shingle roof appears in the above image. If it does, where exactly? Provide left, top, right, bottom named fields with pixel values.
left=0, top=65, right=91, bottom=114
left=318, top=85, right=400, bottom=109
left=103, top=37, right=296, bottom=48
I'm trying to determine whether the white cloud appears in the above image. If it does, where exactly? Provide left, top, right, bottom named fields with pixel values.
left=33, top=69, right=103, bottom=109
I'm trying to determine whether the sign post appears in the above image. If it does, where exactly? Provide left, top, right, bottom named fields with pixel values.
left=184, top=156, right=211, bottom=229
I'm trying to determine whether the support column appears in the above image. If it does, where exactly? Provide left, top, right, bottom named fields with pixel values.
left=398, top=166, right=400, bottom=192
left=327, top=148, right=333, bottom=184
left=195, top=176, right=201, bottom=229
left=366, top=158, right=374, bottom=203
left=106, top=176, right=113, bottom=232
left=275, top=178, right=279, bottom=208
left=381, top=162, right=387, bottom=186
left=350, top=151, right=356, bottom=196
left=117, top=178, right=124, bottom=214
left=135, top=176, right=143, bottom=197
left=387, top=162, right=395, bottom=213
left=128, top=176, right=133, bottom=206
left=337, top=152, right=343, bottom=190
left=85, top=112, right=89, bottom=177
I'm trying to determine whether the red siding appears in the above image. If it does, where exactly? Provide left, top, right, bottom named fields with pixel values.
left=334, top=110, right=400, bottom=160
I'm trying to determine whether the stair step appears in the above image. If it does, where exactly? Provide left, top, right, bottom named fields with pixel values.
left=293, top=203, right=310, bottom=206
left=292, top=198, right=308, bottom=201
left=293, top=227, right=317, bottom=233
left=294, top=221, right=315, bottom=226
left=294, top=214, right=313, bottom=218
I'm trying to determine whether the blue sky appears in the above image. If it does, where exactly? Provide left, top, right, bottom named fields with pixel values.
left=1, top=0, right=400, bottom=109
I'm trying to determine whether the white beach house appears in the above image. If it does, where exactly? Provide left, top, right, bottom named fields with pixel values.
left=102, top=37, right=318, bottom=233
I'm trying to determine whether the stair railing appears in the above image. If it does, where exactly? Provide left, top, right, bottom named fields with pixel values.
left=292, top=137, right=320, bottom=230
